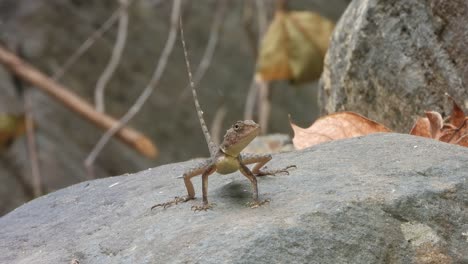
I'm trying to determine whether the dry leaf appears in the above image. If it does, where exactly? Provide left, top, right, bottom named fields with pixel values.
left=425, top=111, right=443, bottom=138
left=409, top=97, right=468, bottom=147
left=291, top=112, right=391, bottom=150
left=447, top=95, right=465, bottom=127
left=256, top=10, right=334, bottom=84
left=456, top=134, right=468, bottom=147
left=0, top=113, right=26, bottom=150
left=409, top=117, right=431, bottom=138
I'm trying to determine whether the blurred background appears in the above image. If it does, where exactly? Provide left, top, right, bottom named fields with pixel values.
left=0, top=0, right=350, bottom=215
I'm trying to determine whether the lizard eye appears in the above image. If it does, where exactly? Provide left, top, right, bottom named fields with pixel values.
left=234, top=124, right=240, bottom=130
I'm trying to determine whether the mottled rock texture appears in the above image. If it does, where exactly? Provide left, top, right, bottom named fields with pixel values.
left=1, top=134, right=467, bottom=263
left=319, top=0, right=468, bottom=132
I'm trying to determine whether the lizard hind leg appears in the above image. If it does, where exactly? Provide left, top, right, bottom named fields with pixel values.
left=239, top=163, right=269, bottom=208
left=151, top=161, right=210, bottom=210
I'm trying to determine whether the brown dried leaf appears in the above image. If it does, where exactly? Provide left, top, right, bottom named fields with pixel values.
left=256, top=10, right=334, bottom=83
left=438, top=129, right=458, bottom=144
left=425, top=111, right=443, bottom=139
left=456, top=134, right=468, bottom=147
left=409, top=96, right=467, bottom=147
left=291, top=112, right=391, bottom=150
left=447, top=95, right=466, bottom=127
left=409, top=117, right=431, bottom=138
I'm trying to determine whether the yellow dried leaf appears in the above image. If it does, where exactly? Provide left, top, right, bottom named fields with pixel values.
left=257, top=10, right=334, bottom=83
left=0, top=113, right=26, bottom=150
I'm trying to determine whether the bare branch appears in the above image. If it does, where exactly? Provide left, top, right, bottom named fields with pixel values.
left=53, top=1, right=135, bottom=81
left=177, top=0, right=227, bottom=102
left=244, top=0, right=270, bottom=121
left=210, top=105, right=227, bottom=145
left=244, top=79, right=258, bottom=120
left=257, top=77, right=270, bottom=134
left=24, top=92, right=42, bottom=197
left=0, top=44, right=157, bottom=159
left=95, top=0, right=130, bottom=112
left=256, top=0, right=269, bottom=41
left=255, top=0, right=272, bottom=134
left=84, top=0, right=181, bottom=175
left=180, top=11, right=217, bottom=156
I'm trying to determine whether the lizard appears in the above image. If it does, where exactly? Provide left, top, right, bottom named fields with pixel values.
left=151, top=17, right=295, bottom=211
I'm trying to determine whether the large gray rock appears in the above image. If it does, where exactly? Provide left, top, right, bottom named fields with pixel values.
left=1, top=134, right=467, bottom=263
left=319, top=0, right=468, bottom=132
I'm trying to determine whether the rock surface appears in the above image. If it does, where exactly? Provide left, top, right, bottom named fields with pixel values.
left=319, top=0, right=468, bottom=132
left=1, top=134, right=467, bottom=263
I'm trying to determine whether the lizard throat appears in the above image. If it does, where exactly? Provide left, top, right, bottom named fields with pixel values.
left=219, top=147, right=237, bottom=158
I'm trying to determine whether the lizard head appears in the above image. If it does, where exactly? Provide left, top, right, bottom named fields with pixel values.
left=220, top=120, right=260, bottom=157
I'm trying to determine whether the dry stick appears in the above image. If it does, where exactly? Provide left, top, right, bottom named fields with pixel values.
left=180, top=15, right=218, bottom=156
left=95, top=0, right=130, bottom=112
left=243, top=78, right=258, bottom=121
left=83, top=0, right=181, bottom=175
left=8, top=47, right=42, bottom=197
left=244, top=0, right=269, bottom=121
left=257, top=77, right=271, bottom=134
left=53, top=1, right=135, bottom=81
left=241, top=1, right=259, bottom=58
left=24, top=92, right=42, bottom=197
left=210, top=105, right=227, bottom=145
left=0, top=44, right=157, bottom=159
left=0, top=157, right=35, bottom=200
left=177, top=0, right=227, bottom=102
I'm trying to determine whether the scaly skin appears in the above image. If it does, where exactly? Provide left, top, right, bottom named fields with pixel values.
left=151, top=121, right=296, bottom=210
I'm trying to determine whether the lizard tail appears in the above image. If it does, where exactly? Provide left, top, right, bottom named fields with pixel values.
left=179, top=16, right=217, bottom=156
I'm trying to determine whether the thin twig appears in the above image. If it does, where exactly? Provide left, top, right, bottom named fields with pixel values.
left=0, top=44, right=157, bottom=158
left=244, top=78, right=258, bottom=121
left=0, top=156, right=35, bottom=200
left=24, top=92, right=42, bottom=197
left=210, top=105, right=227, bottom=145
left=256, top=0, right=269, bottom=41
left=95, top=0, right=130, bottom=112
left=244, top=0, right=269, bottom=121
left=180, top=13, right=217, bottom=156
left=8, top=46, right=42, bottom=197
left=84, top=0, right=181, bottom=177
left=242, top=1, right=258, bottom=58
left=257, top=77, right=270, bottom=134
left=53, top=1, right=135, bottom=81
left=177, top=0, right=227, bottom=102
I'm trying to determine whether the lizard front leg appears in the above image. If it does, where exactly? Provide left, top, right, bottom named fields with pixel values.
left=239, top=162, right=269, bottom=208
left=191, top=165, right=216, bottom=211
left=151, top=160, right=212, bottom=210
left=241, top=153, right=296, bottom=177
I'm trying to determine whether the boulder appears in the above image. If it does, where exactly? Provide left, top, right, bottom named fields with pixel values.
left=319, top=0, right=468, bottom=132
left=1, top=134, right=467, bottom=263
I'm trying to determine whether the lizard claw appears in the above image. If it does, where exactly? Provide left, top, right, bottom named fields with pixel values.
left=191, top=203, right=215, bottom=211
left=151, top=196, right=191, bottom=210
left=248, top=199, right=270, bottom=208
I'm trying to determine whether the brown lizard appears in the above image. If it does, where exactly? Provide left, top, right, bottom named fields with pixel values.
left=151, top=17, right=295, bottom=211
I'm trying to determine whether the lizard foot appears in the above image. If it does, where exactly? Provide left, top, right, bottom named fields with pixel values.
left=256, top=165, right=297, bottom=176
left=248, top=199, right=270, bottom=208
left=151, top=196, right=192, bottom=210
left=191, top=203, right=215, bottom=212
